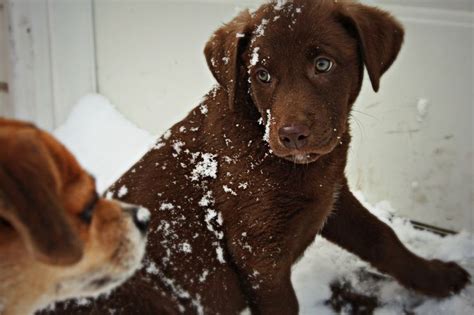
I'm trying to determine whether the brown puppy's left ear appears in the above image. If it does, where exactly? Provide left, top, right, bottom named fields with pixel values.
left=338, top=3, right=404, bottom=92
left=0, top=130, right=83, bottom=266
left=204, top=10, right=253, bottom=109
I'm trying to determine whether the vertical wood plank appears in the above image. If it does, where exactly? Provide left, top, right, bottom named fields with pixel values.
left=4, top=0, right=96, bottom=131
left=48, top=0, right=96, bottom=125
left=0, top=0, right=9, bottom=117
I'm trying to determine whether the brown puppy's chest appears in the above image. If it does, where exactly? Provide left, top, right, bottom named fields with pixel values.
left=216, top=152, right=342, bottom=260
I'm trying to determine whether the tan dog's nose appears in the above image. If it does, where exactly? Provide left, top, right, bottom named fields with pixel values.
left=278, top=125, right=310, bottom=149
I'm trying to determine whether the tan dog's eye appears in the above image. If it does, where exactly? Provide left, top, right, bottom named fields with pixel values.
left=315, top=57, right=333, bottom=73
left=256, top=69, right=272, bottom=83
left=79, top=194, right=99, bottom=224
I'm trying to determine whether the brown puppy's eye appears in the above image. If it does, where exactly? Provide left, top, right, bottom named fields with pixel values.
left=315, top=57, right=333, bottom=73
left=256, top=70, right=272, bottom=83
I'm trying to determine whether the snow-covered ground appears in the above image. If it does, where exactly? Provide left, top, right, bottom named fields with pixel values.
left=54, top=95, right=474, bottom=314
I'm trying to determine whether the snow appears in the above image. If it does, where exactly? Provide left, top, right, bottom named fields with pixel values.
left=159, top=203, right=175, bottom=211
left=254, top=19, right=268, bottom=38
left=54, top=94, right=155, bottom=192
left=136, top=207, right=151, bottom=223
left=199, top=104, right=208, bottom=115
left=274, top=0, right=288, bottom=11
left=190, top=153, right=218, bottom=182
left=250, top=47, right=260, bottom=66
left=55, top=94, right=473, bottom=314
left=117, top=185, right=128, bottom=198
left=223, top=185, right=237, bottom=196
left=263, top=109, right=272, bottom=143
left=198, top=190, right=214, bottom=207
left=172, top=140, right=185, bottom=155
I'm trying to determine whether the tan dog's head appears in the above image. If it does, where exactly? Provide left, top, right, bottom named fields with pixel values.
left=205, top=0, right=404, bottom=164
left=0, top=118, right=150, bottom=315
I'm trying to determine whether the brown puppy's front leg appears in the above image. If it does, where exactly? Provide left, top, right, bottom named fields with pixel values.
left=321, top=183, right=470, bottom=298
left=243, top=272, right=298, bottom=315
left=227, top=230, right=299, bottom=315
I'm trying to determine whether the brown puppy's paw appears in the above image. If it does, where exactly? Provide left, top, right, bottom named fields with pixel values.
left=402, top=259, right=471, bottom=298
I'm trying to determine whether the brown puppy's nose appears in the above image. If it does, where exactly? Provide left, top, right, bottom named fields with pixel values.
left=278, top=125, right=310, bottom=149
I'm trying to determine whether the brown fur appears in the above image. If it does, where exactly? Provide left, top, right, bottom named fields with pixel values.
left=48, top=1, right=469, bottom=314
left=0, top=118, right=149, bottom=315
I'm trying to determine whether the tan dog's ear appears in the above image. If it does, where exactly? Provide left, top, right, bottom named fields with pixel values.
left=204, top=10, right=253, bottom=109
left=338, top=3, right=404, bottom=92
left=0, top=130, right=83, bottom=265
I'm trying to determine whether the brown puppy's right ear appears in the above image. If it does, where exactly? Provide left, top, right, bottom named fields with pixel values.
left=0, top=130, right=83, bottom=265
left=204, top=10, right=253, bottom=109
left=338, top=2, right=404, bottom=92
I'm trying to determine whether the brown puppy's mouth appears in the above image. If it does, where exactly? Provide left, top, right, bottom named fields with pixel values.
left=283, top=153, right=322, bottom=164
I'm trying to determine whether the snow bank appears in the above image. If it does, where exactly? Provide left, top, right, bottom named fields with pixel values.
left=55, top=94, right=473, bottom=314
left=54, top=94, right=155, bottom=192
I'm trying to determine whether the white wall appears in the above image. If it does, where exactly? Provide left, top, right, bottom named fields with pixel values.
left=346, top=4, right=474, bottom=232
left=0, top=0, right=8, bottom=116
left=94, top=0, right=474, bottom=232
left=2, top=0, right=96, bottom=131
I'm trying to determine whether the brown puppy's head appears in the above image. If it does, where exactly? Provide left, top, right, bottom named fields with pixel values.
left=205, top=0, right=404, bottom=163
left=0, top=118, right=150, bottom=314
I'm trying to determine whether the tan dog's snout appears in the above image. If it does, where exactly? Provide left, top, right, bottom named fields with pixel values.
left=121, top=202, right=151, bottom=235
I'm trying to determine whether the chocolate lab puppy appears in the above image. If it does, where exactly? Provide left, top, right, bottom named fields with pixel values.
left=49, top=0, right=470, bottom=314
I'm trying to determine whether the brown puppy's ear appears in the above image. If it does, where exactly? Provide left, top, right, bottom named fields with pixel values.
left=0, top=130, right=83, bottom=265
left=204, top=10, right=253, bottom=109
left=339, top=3, right=404, bottom=92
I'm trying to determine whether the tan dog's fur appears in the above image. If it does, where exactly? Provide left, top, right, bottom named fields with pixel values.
left=0, top=118, right=148, bottom=315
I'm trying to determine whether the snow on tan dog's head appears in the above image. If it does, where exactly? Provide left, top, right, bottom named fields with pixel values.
left=0, top=118, right=150, bottom=315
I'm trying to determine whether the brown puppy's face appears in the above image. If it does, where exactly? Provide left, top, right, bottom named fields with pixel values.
left=246, top=4, right=360, bottom=163
left=0, top=119, right=149, bottom=314
left=205, top=0, right=404, bottom=164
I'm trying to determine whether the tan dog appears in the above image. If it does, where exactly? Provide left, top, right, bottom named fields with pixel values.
left=0, top=118, right=150, bottom=315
